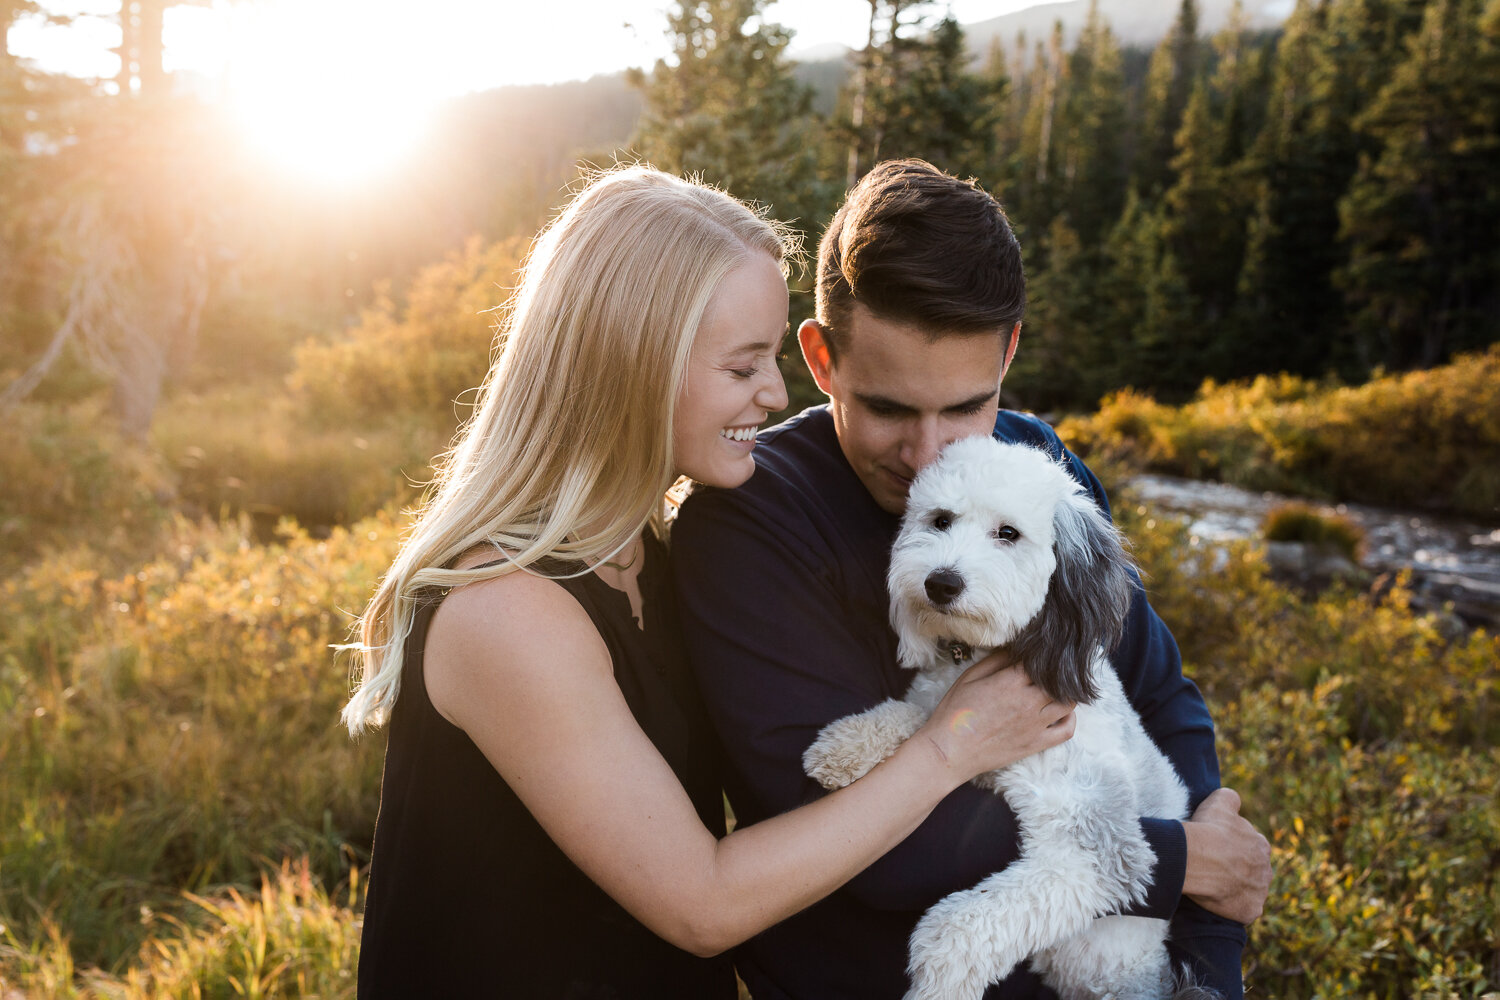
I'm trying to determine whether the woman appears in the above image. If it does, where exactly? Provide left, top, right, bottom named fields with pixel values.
left=343, top=166, right=1076, bottom=997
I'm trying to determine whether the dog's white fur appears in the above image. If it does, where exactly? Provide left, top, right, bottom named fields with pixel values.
left=803, top=435, right=1198, bottom=1000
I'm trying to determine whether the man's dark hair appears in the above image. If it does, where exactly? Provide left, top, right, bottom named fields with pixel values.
left=815, top=159, right=1025, bottom=360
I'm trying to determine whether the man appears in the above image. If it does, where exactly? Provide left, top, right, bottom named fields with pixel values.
left=672, top=160, right=1271, bottom=999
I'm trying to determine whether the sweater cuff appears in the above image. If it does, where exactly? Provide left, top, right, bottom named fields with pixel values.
left=1132, top=818, right=1187, bottom=920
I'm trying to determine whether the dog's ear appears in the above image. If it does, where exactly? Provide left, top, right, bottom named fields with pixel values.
left=1009, top=487, right=1137, bottom=705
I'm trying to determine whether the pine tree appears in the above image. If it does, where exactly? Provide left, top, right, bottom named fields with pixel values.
left=833, top=5, right=1001, bottom=184
left=838, top=0, right=927, bottom=182
left=1013, top=216, right=1116, bottom=409
left=1102, top=192, right=1202, bottom=397
left=1, top=4, right=107, bottom=385
left=112, top=0, right=212, bottom=97
left=875, top=16, right=1002, bottom=179
left=1336, top=0, right=1500, bottom=368
left=627, top=0, right=826, bottom=225
left=1016, top=25, right=1064, bottom=229
left=1137, top=0, right=1201, bottom=197
left=978, top=37, right=1021, bottom=200
left=1055, top=2, right=1127, bottom=245
left=1235, top=0, right=1360, bottom=379
left=1159, top=9, right=1263, bottom=367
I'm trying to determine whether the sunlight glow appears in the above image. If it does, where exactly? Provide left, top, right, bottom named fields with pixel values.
left=8, top=0, right=1043, bottom=186
left=220, top=0, right=439, bottom=185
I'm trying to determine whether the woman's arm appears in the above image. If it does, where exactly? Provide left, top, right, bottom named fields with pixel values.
left=424, top=569, right=1073, bottom=958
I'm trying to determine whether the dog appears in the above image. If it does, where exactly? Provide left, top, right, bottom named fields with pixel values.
left=802, top=435, right=1215, bottom=1000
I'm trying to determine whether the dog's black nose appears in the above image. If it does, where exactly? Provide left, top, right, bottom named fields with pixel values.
left=924, top=568, right=965, bottom=606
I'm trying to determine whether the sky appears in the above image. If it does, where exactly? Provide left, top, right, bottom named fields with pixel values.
left=8, top=1, right=1039, bottom=94
left=5, top=1, right=1038, bottom=183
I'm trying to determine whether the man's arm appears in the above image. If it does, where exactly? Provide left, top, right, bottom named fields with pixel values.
left=672, top=481, right=1185, bottom=916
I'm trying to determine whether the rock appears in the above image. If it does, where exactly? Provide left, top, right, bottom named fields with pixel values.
left=1262, top=540, right=1367, bottom=593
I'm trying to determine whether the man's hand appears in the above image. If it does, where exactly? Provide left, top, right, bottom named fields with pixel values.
left=1181, top=787, right=1272, bottom=924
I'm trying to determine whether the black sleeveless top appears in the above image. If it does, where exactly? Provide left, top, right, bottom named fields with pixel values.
left=357, top=535, right=735, bottom=998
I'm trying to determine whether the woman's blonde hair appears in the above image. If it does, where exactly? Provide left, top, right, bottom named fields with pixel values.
left=341, top=165, right=798, bottom=734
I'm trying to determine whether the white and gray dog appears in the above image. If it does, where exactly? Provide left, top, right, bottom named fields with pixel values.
left=803, top=435, right=1217, bottom=1000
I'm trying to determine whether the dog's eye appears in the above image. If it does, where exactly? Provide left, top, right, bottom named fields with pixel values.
left=932, top=511, right=954, bottom=531
left=992, top=525, right=1020, bottom=542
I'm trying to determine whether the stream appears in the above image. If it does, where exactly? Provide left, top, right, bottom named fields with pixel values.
left=1124, top=474, right=1500, bottom=628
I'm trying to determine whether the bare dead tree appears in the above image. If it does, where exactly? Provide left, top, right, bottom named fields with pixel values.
left=846, top=0, right=881, bottom=188
left=0, top=177, right=212, bottom=437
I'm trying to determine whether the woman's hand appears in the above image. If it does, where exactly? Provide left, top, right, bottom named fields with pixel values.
left=916, top=649, right=1075, bottom=783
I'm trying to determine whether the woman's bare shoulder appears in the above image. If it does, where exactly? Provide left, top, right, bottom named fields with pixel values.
left=424, top=554, right=610, bottom=721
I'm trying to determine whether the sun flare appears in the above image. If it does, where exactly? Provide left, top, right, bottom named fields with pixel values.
left=218, top=0, right=440, bottom=184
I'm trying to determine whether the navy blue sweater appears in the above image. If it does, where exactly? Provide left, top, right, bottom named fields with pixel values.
left=672, top=405, right=1246, bottom=1000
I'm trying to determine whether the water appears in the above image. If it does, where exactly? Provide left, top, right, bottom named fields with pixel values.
left=1125, top=474, right=1500, bottom=627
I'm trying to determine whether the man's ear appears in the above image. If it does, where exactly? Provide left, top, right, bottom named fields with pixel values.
left=1001, top=321, right=1021, bottom=381
left=798, top=319, right=835, bottom=397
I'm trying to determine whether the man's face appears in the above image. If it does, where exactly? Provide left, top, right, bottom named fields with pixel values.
left=800, top=304, right=1014, bottom=514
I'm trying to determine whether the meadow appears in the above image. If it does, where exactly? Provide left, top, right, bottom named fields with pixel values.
left=3, top=228, right=1498, bottom=997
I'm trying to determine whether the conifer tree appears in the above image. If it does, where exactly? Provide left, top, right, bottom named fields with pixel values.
left=1014, top=217, right=1116, bottom=409
left=1160, top=9, right=1262, bottom=366
left=1235, top=0, right=1358, bottom=378
left=1102, top=192, right=1202, bottom=397
left=1137, top=0, right=1201, bottom=196
left=628, top=0, right=826, bottom=225
left=1055, top=1, right=1127, bottom=245
left=1336, top=0, right=1500, bottom=368
left=837, top=0, right=931, bottom=182
left=979, top=37, right=1022, bottom=199
left=834, top=6, right=1000, bottom=184
left=1016, top=24, right=1064, bottom=229
left=877, top=16, right=1001, bottom=179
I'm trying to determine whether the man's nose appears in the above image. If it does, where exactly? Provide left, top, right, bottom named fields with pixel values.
left=899, top=419, right=945, bottom=473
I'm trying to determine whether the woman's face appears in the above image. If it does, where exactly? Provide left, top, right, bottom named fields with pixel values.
left=673, top=252, right=790, bottom=488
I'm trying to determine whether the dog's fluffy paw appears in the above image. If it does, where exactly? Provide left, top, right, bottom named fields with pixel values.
left=802, top=720, right=884, bottom=789
left=802, top=701, right=923, bottom=790
left=903, top=882, right=1033, bottom=1000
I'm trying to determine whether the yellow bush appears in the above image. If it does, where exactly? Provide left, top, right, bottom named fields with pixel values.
left=289, top=235, right=526, bottom=427
left=151, top=382, right=444, bottom=530
left=1061, top=345, right=1500, bottom=515
left=1120, top=503, right=1498, bottom=747
left=1113, top=502, right=1498, bottom=994
left=0, top=860, right=360, bottom=999
left=0, top=399, right=173, bottom=571
left=0, top=512, right=400, bottom=968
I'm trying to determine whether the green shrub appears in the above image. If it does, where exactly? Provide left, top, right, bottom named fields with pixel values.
left=1223, top=682, right=1499, bottom=998
left=1119, top=503, right=1498, bottom=748
left=1262, top=503, right=1366, bottom=562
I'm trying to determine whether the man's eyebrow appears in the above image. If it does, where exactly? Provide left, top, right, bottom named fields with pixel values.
left=945, top=389, right=999, bottom=412
left=853, top=389, right=997, bottom=414
left=853, top=391, right=917, bottom=414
